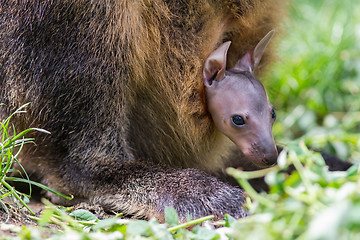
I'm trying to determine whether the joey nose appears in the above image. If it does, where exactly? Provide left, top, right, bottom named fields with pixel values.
left=264, top=151, right=278, bottom=166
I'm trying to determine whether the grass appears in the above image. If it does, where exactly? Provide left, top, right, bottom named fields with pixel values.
left=1, top=0, right=360, bottom=239
left=0, top=103, right=46, bottom=217
left=0, top=104, right=72, bottom=221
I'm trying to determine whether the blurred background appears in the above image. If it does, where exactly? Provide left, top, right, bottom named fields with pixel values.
left=265, top=0, right=360, bottom=162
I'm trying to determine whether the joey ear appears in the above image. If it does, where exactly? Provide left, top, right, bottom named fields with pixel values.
left=203, top=41, right=231, bottom=87
left=235, top=30, right=275, bottom=72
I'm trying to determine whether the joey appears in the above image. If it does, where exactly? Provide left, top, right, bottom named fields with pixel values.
left=204, top=31, right=278, bottom=168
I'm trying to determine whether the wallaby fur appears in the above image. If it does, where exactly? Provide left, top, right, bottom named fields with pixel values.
left=0, top=0, right=284, bottom=220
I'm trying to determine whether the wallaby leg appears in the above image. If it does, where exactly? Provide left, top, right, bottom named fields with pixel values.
left=43, top=161, right=248, bottom=221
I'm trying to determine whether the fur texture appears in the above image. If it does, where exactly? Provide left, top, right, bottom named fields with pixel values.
left=0, top=0, right=283, bottom=220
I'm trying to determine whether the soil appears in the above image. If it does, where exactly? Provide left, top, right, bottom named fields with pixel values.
left=0, top=198, right=43, bottom=237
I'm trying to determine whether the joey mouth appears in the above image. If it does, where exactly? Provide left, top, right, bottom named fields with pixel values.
left=254, top=141, right=278, bottom=168
left=261, top=154, right=278, bottom=167
left=236, top=141, right=278, bottom=168
left=247, top=151, right=278, bottom=168
left=255, top=152, right=278, bottom=168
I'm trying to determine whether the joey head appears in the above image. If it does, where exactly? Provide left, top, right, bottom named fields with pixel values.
left=204, top=30, right=278, bottom=168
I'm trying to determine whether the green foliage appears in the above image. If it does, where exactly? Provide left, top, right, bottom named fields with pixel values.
left=227, top=142, right=360, bottom=240
left=0, top=202, right=221, bottom=240
left=69, top=209, right=98, bottom=222
left=165, top=207, right=179, bottom=227
left=267, top=0, right=360, bottom=161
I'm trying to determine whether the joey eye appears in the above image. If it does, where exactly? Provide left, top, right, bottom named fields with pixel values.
left=271, top=108, right=276, bottom=120
left=231, top=115, right=245, bottom=127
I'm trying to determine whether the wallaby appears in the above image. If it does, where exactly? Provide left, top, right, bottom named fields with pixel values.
left=204, top=30, right=278, bottom=168
left=0, top=0, right=350, bottom=222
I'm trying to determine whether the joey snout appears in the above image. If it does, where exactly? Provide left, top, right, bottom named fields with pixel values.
left=257, top=142, right=278, bottom=167
left=235, top=137, right=278, bottom=168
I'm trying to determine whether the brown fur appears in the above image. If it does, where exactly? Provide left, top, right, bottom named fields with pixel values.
left=0, top=0, right=283, bottom=220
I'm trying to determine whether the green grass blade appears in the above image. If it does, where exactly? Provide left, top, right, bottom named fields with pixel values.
left=0, top=179, right=35, bottom=215
left=5, top=177, right=73, bottom=200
